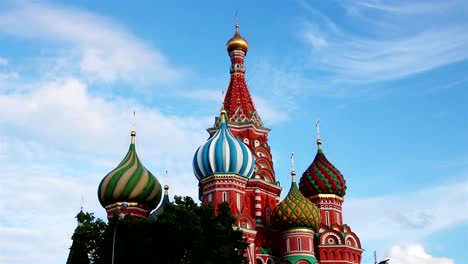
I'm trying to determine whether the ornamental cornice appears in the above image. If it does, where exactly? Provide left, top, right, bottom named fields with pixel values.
left=317, top=244, right=364, bottom=252
left=200, top=174, right=249, bottom=183
left=105, top=202, right=147, bottom=209
left=282, top=227, right=315, bottom=234
left=207, top=121, right=271, bottom=134
left=308, top=194, right=344, bottom=201
left=247, top=178, right=282, bottom=191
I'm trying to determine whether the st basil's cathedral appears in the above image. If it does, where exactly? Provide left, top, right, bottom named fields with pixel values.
left=96, top=24, right=363, bottom=264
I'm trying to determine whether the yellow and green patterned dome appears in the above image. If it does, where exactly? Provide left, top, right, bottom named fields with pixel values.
left=97, top=130, right=162, bottom=211
left=272, top=161, right=321, bottom=231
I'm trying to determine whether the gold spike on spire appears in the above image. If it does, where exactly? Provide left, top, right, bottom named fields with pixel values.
left=291, top=152, right=296, bottom=183
left=220, top=109, right=227, bottom=123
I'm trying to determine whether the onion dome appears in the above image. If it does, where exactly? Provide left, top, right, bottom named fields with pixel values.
left=98, top=130, right=162, bottom=211
left=226, top=24, right=249, bottom=53
left=272, top=154, right=321, bottom=231
left=299, top=138, right=347, bottom=198
left=193, top=110, right=255, bottom=180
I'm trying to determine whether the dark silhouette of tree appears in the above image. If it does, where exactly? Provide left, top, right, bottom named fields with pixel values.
left=68, top=196, right=249, bottom=264
left=67, top=211, right=107, bottom=263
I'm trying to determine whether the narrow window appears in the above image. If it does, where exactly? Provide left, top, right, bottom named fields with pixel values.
left=286, top=239, right=290, bottom=252
left=237, top=193, right=241, bottom=210
left=208, top=193, right=212, bottom=202
left=266, top=207, right=271, bottom=226
left=325, top=211, right=330, bottom=226
left=336, top=212, right=340, bottom=225
left=222, top=192, right=227, bottom=202
left=297, top=238, right=302, bottom=251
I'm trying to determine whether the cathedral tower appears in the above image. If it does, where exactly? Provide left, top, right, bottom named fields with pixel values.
left=299, top=125, right=363, bottom=263
left=196, top=24, right=282, bottom=263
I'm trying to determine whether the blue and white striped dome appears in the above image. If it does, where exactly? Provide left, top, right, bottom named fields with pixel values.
left=193, top=110, right=255, bottom=180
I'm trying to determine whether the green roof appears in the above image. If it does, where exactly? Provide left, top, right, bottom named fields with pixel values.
left=281, top=255, right=317, bottom=264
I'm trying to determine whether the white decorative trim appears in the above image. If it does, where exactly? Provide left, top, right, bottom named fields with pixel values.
left=321, top=232, right=343, bottom=244
left=345, top=235, right=358, bottom=248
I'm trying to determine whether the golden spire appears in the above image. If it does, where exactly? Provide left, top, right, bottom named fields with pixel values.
left=220, top=109, right=228, bottom=123
left=226, top=23, right=249, bottom=53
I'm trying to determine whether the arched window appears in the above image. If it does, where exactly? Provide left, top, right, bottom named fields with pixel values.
left=254, top=140, right=260, bottom=147
left=241, top=219, right=249, bottom=228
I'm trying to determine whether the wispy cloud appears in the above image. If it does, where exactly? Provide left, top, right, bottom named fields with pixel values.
left=175, top=87, right=290, bottom=124
left=352, top=0, right=458, bottom=15
left=345, top=180, right=468, bottom=242
left=0, top=2, right=182, bottom=84
left=386, top=243, right=454, bottom=264
left=0, top=77, right=207, bottom=263
left=299, top=0, right=468, bottom=83
left=0, top=57, right=7, bottom=65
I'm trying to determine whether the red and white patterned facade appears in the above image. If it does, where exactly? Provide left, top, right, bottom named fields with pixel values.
left=197, top=25, right=363, bottom=264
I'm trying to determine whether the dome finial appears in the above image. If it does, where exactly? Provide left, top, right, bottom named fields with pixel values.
left=220, top=109, right=228, bottom=124
left=291, top=152, right=296, bottom=183
left=220, top=90, right=225, bottom=112
left=164, top=185, right=169, bottom=195
left=131, top=110, right=137, bottom=144
left=316, top=119, right=322, bottom=150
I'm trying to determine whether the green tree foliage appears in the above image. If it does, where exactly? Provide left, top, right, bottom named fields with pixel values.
left=68, top=196, right=249, bottom=264
left=67, top=211, right=107, bottom=264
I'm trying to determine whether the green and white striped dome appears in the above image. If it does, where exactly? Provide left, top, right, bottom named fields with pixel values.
left=97, top=130, right=162, bottom=211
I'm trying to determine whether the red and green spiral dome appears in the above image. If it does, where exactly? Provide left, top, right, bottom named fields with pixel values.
left=299, top=139, right=347, bottom=198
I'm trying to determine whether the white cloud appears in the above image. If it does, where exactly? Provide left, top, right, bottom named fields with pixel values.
left=300, top=0, right=468, bottom=82
left=253, top=96, right=288, bottom=124
left=0, top=77, right=209, bottom=263
left=386, top=243, right=454, bottom=264
left=0, top=2, right=182, bottom=84
left=352, top=0, right=457, bottom=15
left=345, top=180, right=468, bottom=242
left=175, top=87, right=289, bottom=124
left=303, top=31, right=328, bottom=49
left=0, top=57, right=7, bottom=65
left=0, top=166, right=99, bottom=264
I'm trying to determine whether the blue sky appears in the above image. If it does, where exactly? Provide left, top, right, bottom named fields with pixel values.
left=0, top=0, right=467, bottom=263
